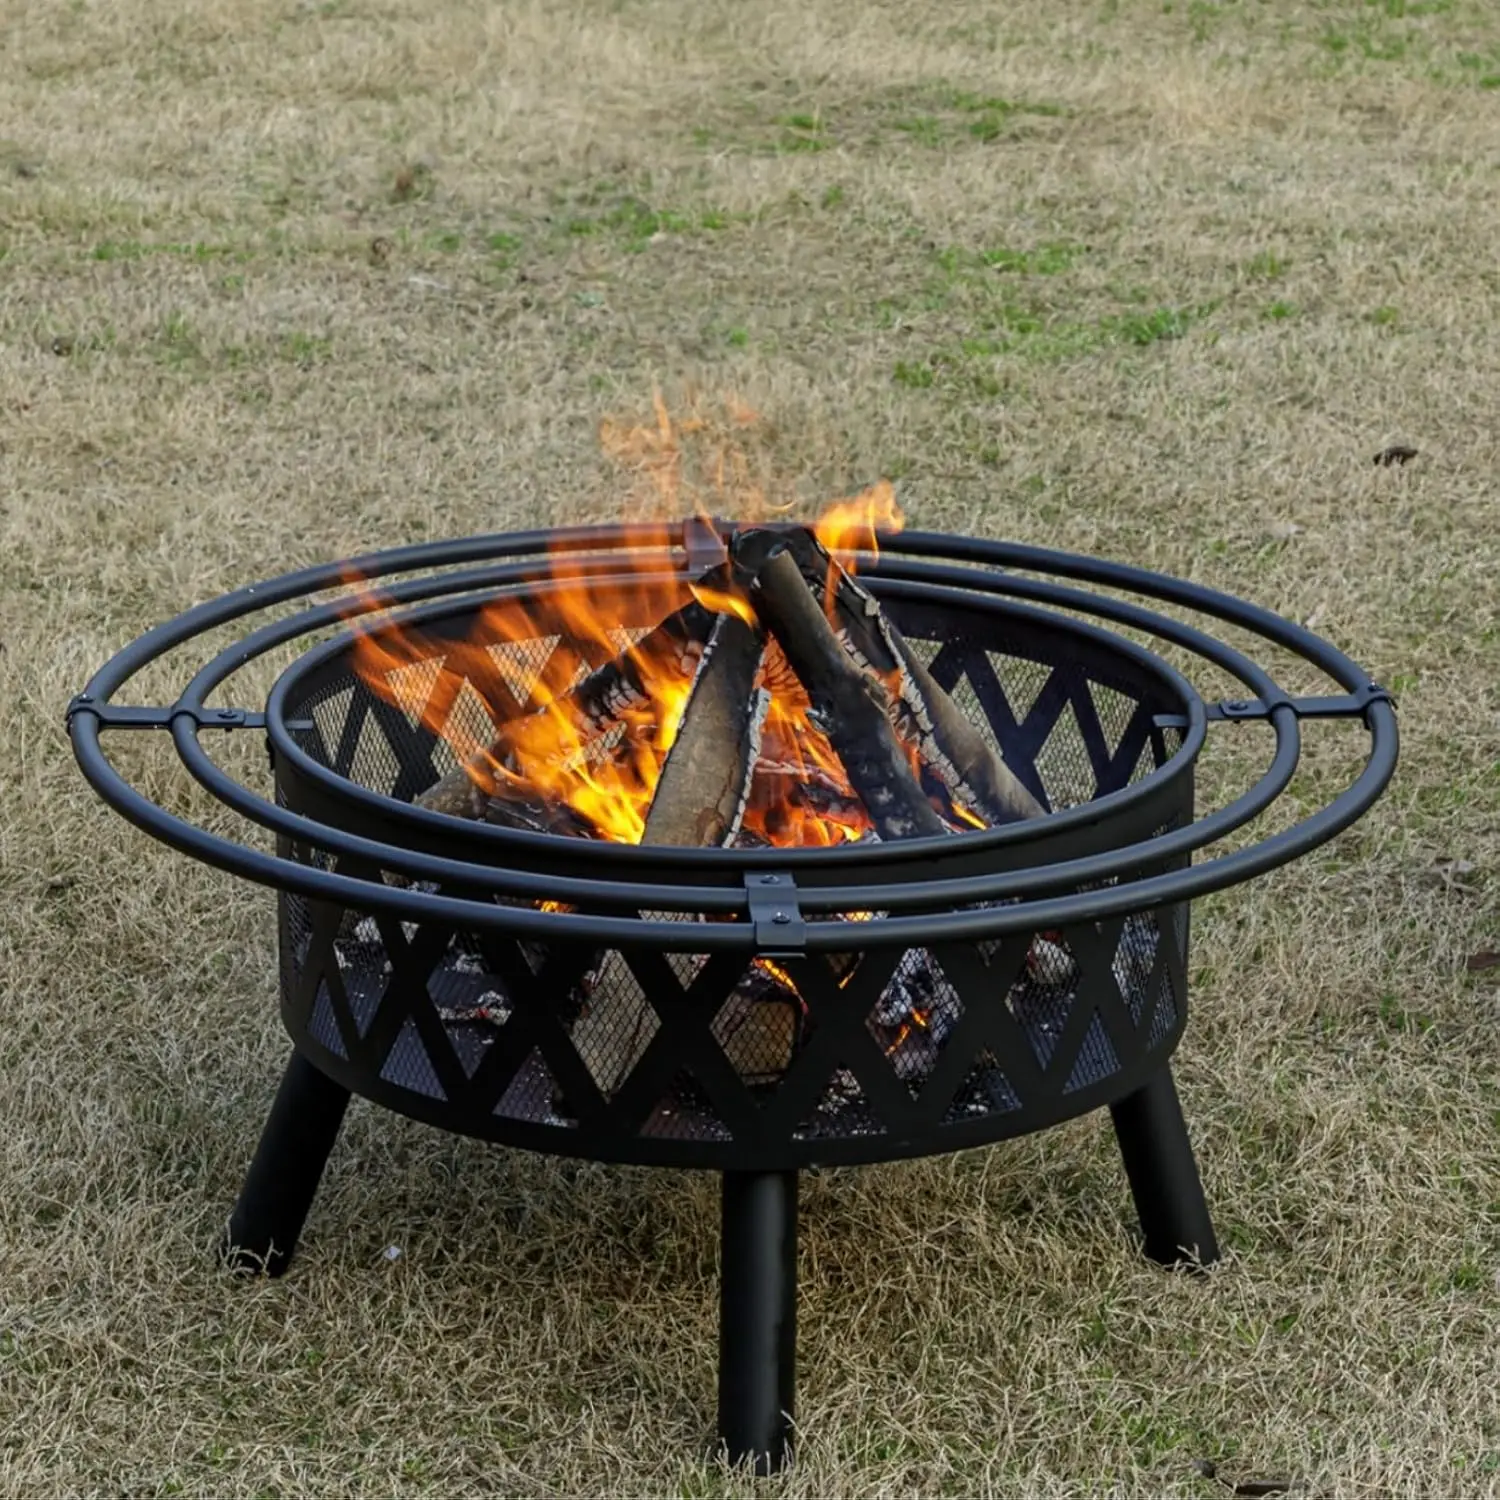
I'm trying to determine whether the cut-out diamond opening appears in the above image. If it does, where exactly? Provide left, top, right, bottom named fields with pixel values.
left=308, top=979, right=346, bottom=1059
left=989, top=653, right=1052, bottom=724
left=641, top=1070, right=733, bottom=1141
left=310, top=686, right=356, bottom=766
left=440, top=678, right=500, bottom=763
left=569, top=954, right=661, bottom=1096
left=495, top=1049, right=576, bottom=1126
left=378, top=1017, right=446, bottom=1100
left=1010, top=954, right=1077, bottom=1071
left=1113, top=914, right=1161, bottom=1023
left=1148, top=969, right=1179, bottom=1048
left=713, top=966, right=801, bottom=1087
left=943, top=1055, right=1021, bottom=1122
left=487, top=635, right=561, bottom=706
left=794, top=1069, right=886, bottom=1140
left=866, top=949, right=964, bottom=1095
left=1032, top=699, right=1093, bottom=808
left=1063, top=1011, right=1120, bottom=1094
left=382, top=657, right=445, bottom=727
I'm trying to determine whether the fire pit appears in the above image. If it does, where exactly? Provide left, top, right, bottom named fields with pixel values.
left=68, top=515, right=1396, bottom=1473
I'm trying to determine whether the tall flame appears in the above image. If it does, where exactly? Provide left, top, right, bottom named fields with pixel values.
left=346, top=400, right=919, bottom=850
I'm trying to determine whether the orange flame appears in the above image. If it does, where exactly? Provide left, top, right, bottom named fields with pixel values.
left=345, top=401, right=940, bottom=851
left=811, top=478, right=902, bottom=632
left=814, top=478, right=904, bottom=570
left=885, top=1006, right=932, bottom=1056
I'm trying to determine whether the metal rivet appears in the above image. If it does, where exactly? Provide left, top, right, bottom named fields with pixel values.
left=772, top=911, right=792, bottom=924
left=1225, top=700, right=1249, bottom=712
left=759, top=874, right=779, bottom=885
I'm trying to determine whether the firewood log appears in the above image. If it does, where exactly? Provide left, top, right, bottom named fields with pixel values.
left=734, top=532, right=950, bottom=843
left=641, top=612, right=768, bottom=849
left=767, top=526, right=1045, bottom=825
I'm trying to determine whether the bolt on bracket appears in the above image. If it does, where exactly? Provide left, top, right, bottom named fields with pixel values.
left=744, top=871, right=807, bottom=957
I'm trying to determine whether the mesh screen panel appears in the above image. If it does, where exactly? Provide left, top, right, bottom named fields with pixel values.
left=275, top=591, right=1192, bottom=1166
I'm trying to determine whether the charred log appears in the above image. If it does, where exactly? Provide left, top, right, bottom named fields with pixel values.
left=480, top=783, right=600, bottom=840
left=735, top=534, right=949, bottom=843
left=761, top=527, right=1044, bottom=826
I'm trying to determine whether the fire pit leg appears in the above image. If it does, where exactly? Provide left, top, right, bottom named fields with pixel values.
left=221, top=1049, right=351, bottom=1277
left=718, top=1169, right=798, bottom=1474
left=1109, top=1067, right=1220, bottom=1269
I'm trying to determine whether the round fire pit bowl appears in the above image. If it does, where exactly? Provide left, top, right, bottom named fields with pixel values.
left=68, top=520, right=1397, bottom=1474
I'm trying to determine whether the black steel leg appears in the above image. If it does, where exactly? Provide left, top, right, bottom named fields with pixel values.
left=221, top=1049, right=351, bottom=1276
left=718, top=1170, right=798, bottom=1474
left=1109, top=1066, right=1219, bottom=1268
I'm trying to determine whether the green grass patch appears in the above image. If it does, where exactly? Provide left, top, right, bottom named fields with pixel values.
left=893, top=117, right=945, bottom=147
left=1101, top=304, right=1200, bottom=344
left=560, top=197, right=742, bottom=250
left=773, top=113, right=829, bottom=153
left=893, top=297, right=1209, bottom=390
left=934, top=242, right=1084, bottom=281
left=1243, top=250, right=1290, bottom=279
left=152, top=310, right=203, bottom=369
left=885, top=90, right=1066, bottom=148
left=700, top=85, right=1067, bottom=158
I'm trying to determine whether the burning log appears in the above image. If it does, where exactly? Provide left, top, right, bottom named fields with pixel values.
left=767, top=527, right=1045, bottom=826
left=712, top=962, right=802, bottom=1087
left=476, top=783, right=600, bottom=840
left=734, top=531, right=950, bottom=843
left=641, top=613, right=769, bottom=848
left=742, top=762, right=869, bottom=846
left=572, top=611, right=777, bottom=1094
left=412, top=596, right=716, bottom=822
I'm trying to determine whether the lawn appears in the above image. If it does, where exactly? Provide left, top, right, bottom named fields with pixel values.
left=1, top=0, right=1497, bottom=1494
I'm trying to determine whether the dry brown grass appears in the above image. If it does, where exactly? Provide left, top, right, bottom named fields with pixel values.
left=3, top=0, right=1498, bottom=1494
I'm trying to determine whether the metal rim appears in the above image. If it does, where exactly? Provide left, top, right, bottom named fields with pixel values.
left=260, top=568, right=1206, bottom=876
left=68, top=521, right=1398, bottom=950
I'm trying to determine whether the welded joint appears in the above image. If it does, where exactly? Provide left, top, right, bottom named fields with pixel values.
left=744, top=872, right=806, bottom=956
left=64, top=696, right=310, bottom=733
left=1207, top=681, right=1395, bottom=724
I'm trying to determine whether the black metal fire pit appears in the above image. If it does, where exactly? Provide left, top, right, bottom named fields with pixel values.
left=68, top=521, right=1396, bottom=1473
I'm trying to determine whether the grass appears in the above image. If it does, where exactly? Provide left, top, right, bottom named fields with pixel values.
left=2, top=0, right=1499, bottom=1494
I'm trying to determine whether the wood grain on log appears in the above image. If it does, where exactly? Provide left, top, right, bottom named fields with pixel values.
left=769, top=527, right=1044, bottom=825
left=736, top=534, right=949, bottom=843
left=642, top=612, right=768, bottom=848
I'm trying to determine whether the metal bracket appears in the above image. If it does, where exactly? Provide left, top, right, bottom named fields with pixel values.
left=744, top=871, right=806, bottom=956
left=65, top=696, right=313, bottom=733
left=682, top=514, right=729, bottom=578
left=1207, top=682, right=1395, bottom=724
